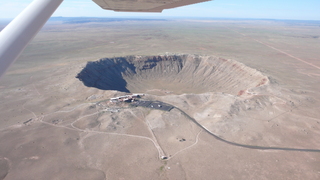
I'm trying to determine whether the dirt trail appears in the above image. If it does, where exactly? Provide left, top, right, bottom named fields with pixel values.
left=228, top=27, right=320, bottom=70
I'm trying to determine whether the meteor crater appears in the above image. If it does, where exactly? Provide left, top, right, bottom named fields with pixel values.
left=76, top=55, right=268, bottom=95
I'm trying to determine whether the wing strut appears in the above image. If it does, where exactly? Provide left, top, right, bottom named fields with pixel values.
left=0, top=0, right=63, bottom=78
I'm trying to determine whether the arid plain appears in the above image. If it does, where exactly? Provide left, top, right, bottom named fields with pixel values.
left=0, top=18, right=320, bottom=180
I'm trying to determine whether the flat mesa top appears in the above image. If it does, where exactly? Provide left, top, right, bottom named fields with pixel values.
left=92, top=0, right=210, bottom=12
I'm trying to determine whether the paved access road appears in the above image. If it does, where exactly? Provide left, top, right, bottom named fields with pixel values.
left=173, top=106, right=320, bottom=153
left=134, top=99, right=320, bottom=153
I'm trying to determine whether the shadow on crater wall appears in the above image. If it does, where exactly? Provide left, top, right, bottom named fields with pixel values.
left=76, top=57, right=136, bottom=92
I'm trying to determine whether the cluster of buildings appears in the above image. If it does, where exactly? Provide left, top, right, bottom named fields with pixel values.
left=110, top=94, right=144, bottom=103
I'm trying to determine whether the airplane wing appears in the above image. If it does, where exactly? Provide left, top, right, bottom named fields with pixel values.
left=92, top=0, right=210, bottom=12
left=0, top=0, right=211, bottom=78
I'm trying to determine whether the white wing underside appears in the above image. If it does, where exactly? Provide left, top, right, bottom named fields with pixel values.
left=92, top=0, right=210, bottom=12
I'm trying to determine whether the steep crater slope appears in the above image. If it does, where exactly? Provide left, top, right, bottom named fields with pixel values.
left=77, top=55, right=268, bottom=95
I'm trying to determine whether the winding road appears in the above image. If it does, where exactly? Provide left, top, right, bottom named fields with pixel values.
left=174, top=106, right=320, bottom=153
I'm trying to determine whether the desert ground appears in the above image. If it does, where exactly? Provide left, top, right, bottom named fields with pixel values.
left=0, top=18, right=320, bottom=180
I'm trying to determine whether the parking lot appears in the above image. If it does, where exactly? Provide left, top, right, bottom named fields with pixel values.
left=133, top=100, right=173, bottom=111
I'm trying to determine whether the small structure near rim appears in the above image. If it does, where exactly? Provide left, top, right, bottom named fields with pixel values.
left=110, top=94, right=144, bottom=103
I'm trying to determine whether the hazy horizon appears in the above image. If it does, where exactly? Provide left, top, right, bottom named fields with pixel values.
left=1, top=16, right=320, bottom=22
left=1, top=0, right=319, bottom=20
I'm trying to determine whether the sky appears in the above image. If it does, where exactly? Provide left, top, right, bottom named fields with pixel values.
left=0, top=0, right=319, bottom=20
